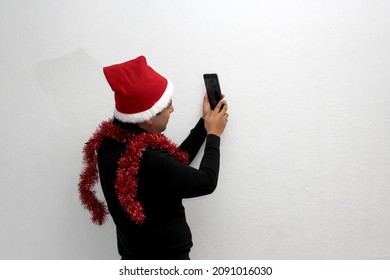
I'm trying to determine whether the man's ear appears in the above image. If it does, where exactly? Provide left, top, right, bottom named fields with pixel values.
left=145, top=119, right=153, bottom=125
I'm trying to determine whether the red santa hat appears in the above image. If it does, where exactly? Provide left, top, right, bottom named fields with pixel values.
left=103, top=56, right=174, bottom=123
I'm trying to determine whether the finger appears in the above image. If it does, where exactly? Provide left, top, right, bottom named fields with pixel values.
left=216, top=98, right=226, bottom=107
left=214, top=101, right=224, bottom=113
left=203, top=93, right=211, bottom=114
left=218, top=100, right=228, bottom=114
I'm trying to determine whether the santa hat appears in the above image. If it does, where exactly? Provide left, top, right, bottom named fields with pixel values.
left=103, top=56, right=174, bottom=123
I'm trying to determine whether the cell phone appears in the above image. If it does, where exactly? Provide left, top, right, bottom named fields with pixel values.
left=203, top=73, right=222, bottom=110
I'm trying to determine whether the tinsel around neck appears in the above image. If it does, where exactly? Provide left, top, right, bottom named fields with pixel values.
left=78, top=119, right=189, bottom=225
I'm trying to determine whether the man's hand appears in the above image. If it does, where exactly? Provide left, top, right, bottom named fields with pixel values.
left=204, top=96, right=229, bottom=137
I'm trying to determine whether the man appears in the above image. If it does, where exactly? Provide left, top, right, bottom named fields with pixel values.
left=79, top=55, right=228, bottom=259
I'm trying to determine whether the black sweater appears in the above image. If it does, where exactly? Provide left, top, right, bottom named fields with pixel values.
left=97, top=118, right=221, bottom=259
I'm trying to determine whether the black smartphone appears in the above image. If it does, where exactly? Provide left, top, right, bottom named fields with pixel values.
left=203, top=73, right=222, bottom=110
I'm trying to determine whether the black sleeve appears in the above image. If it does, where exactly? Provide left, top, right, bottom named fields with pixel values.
left=178, top=118, right=207, bottom=163
left=140, top=134, right=221, bottom=198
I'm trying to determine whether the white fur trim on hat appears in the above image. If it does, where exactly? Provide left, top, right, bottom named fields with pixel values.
left=114, top=79, right=174, bottom=123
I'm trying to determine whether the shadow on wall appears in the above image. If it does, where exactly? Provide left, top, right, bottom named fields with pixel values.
left=34, top=48, right=110, bottom=127
left=32, top=49, right=112, bottom=228
left=31, top=50, right=119, bottom=260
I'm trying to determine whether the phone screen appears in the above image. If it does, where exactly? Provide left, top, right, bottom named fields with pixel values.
left=203, top=73, right=222, bottom=110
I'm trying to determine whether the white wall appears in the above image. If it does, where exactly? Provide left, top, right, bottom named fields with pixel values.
left=1, top=0, right=390, bottom=259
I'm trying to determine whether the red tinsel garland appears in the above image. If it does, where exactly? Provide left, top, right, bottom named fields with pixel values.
left=78, top=119, right=189, bottom=225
